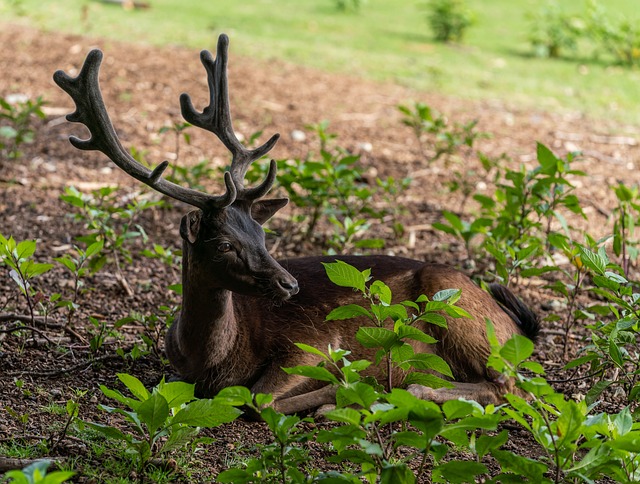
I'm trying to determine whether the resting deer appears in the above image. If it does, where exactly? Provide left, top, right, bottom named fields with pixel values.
left=54, top=34, right=539, bottom=414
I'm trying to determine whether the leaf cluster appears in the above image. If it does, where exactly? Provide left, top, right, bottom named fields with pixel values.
left=87, top=373, right=241, bottom=470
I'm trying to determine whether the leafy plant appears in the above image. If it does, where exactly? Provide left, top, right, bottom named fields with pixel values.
left=334, top=0, right=362, bottom=13
left=60, top=186, right=162, bottom=289
left=611, top=183, right=640, bottom=277
left=53, top=241, right=103, bottom=327
left=87, top=373, right=241, bottom=471
left=425, top=0, right=474, bottom=43
left=0, top=234, right=53, bottom=325
left=527, top=2, right=584, bottom=58
left=586, top=1, right=640, bottom=67
left=165, top=159, right=216, bottom=191
left=488, top=322, right=640, bottom=483
left=4, top=460, right=75, bottom=484
left=115, top=307, right=179, bottom=362
left=436, top=143, right=585, bottom=284
left=564, top=245, right=640, bottom=404
left=0, top=95, right=45, bottom=159
left=317, top=260, right=467, bottom=391
left=246, top=122, right=406, bottom=252
left=216, top=387, right=314, bottom=483
left=398, top=102, right=488, bottom=165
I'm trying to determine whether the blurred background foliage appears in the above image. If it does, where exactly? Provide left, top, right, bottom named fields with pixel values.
left=1, top=0, right=639, bottom=123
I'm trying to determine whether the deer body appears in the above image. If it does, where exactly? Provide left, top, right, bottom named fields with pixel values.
left=54, top=34, right=539, bottom=414
left=166, top=250, right=537, bottom=413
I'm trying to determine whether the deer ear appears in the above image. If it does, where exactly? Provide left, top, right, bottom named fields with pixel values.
left=251, top=198, right=289, bottom=225
left=180, top=210, right=202, bottom=244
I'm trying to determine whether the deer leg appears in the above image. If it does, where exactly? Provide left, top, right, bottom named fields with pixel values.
left=272, top=384, right=337, bottom=414
left=407, top=377, right=520, bottom=406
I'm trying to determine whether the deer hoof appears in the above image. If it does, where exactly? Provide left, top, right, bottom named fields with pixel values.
left=407, top=384, right=440, bottom=402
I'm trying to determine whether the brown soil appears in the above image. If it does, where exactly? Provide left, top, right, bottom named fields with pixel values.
left=1, top=24, right=639, bottom=482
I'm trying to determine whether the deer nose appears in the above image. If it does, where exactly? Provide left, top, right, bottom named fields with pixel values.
left=278, top=278, right=299, bottom=296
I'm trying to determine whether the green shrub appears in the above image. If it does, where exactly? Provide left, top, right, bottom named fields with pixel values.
left=425, top=0, right=474, bottom=43
left=0, top=95, right=45, bottom=159
left=527, top=3, right=584, bottom=58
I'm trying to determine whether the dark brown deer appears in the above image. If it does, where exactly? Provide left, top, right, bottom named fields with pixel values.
left=54, top=34, right=539, bottom=414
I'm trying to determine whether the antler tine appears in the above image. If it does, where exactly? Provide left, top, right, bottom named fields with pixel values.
left=180, top=34, right=280, bottom=200
left=53, top=49, right=237, bottom=211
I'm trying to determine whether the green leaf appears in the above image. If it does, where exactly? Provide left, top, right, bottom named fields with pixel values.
left=585, top=380, right=612, bottom=406
left=160, top=426, right=199, bottom=454
left=402, top=353, right=453, bottom=377
left=326, top=304, right=372, bottom=321
left=433, top=460, right=487, bottom=483
left=100, top=385, right=141, bottom=411
left=171, top=399, right=241, bottom=427
left=432, top=288, right=461, bottom=303
left=325, top=407, right=361, bottom=425
left=520, top=361, right=545, bottom=374
left=85, top=421, right=130, bottom=442
left=54, top=256, right=76, bottom=272
left=157, top=380, right=195, bottom=410
left=214, top=386, right=253, bottom=406
left=475, top=430, right=509, bottom=459
left=323, top=260, right=369, bottom=292
left=86, top=240, right=104, bottom=258
left=356, top=327, right=399, bottom=350
left=294, top=342, right=329, bottom=360
left=536, top=142, right=559, bottom=174
left=23, top=261, right=53, bottom=278
left=380, top=463, right=416, bottom=484
left=118, top=373, right=150, bottom=401
left=403, top=372, right=454, bottom=389
left=370, top=280, right=392, bottom=305
left=336, top=382, right=379, bottom=408
left=216, top=469, right=253, bottom=483
left=491, top=449, right=547, bottom=480
left=555, top=400, right=584, bottom=448
left=418, top=312, right=448, bottom=328
left=578, top=247, right=608, bottom=275
left=283, top=365, right=339, bottom=384
left=499, top=334, right=534, bottom=366
left=136, top=392, right=169, bottom=437
left=15, top=239, right=36, bottom=261
left=442, top=399, right=477, bottom=419
left=397, top=324, right=437, bottom=344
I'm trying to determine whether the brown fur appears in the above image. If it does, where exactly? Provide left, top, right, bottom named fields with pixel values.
left=166, top=247, right=539, bottom=412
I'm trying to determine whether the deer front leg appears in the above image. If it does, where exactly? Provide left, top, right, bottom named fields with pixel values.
left=249, top=353, right=338, bottom=414
left=407, top=374, right=521, bottom=406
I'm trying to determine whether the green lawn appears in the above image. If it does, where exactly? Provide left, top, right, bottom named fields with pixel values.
left=2, top=0, right=640, bottom=124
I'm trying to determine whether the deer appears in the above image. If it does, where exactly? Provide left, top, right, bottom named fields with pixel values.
left=53, top=34, right=539, bottom=415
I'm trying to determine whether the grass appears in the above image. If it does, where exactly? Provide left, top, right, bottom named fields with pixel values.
left=1, top=0, right=640, bottom=124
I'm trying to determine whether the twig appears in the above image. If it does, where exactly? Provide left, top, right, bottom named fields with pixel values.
left=0, top=325, right=57, bottom=345
left=0, top=313, right=46, bottom=324
left=8, top=353, right=121, bottom=378
left=0, top=457, right=66, bottom=473
left=0, top=313, right=88, bottom=344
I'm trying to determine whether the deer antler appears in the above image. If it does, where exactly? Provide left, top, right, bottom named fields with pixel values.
left=53, top=35, right=279, bottom=210
left=180, top=34, right=280, bottom=201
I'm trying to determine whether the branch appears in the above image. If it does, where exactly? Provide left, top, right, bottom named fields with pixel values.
left=0, top=457, right=66, bottom=473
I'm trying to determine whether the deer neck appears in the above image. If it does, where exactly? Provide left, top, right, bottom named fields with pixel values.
left=176, top=243, right=239, bottom=368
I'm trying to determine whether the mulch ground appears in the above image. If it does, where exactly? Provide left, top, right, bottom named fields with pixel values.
left=1, top=23, right=639, bottom=482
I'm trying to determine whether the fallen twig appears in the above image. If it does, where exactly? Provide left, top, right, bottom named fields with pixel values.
left=8, top=353, right=121, bottom=378
left=0, top=457, right=66, bottom=473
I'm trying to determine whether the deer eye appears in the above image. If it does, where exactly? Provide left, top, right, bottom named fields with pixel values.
left=217, top=242, right=233, bottom=253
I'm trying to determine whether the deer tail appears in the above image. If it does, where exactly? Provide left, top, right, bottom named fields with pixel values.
left=488, top=283, right=540, bottom=342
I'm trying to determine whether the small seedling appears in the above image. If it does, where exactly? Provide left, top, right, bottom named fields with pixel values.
left=0, top=95, right=46, bottom=159
left=87, top=374, right=241, bottom=470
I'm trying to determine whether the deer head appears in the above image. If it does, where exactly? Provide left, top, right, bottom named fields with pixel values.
left=53, top=34, right=299, bottom=299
